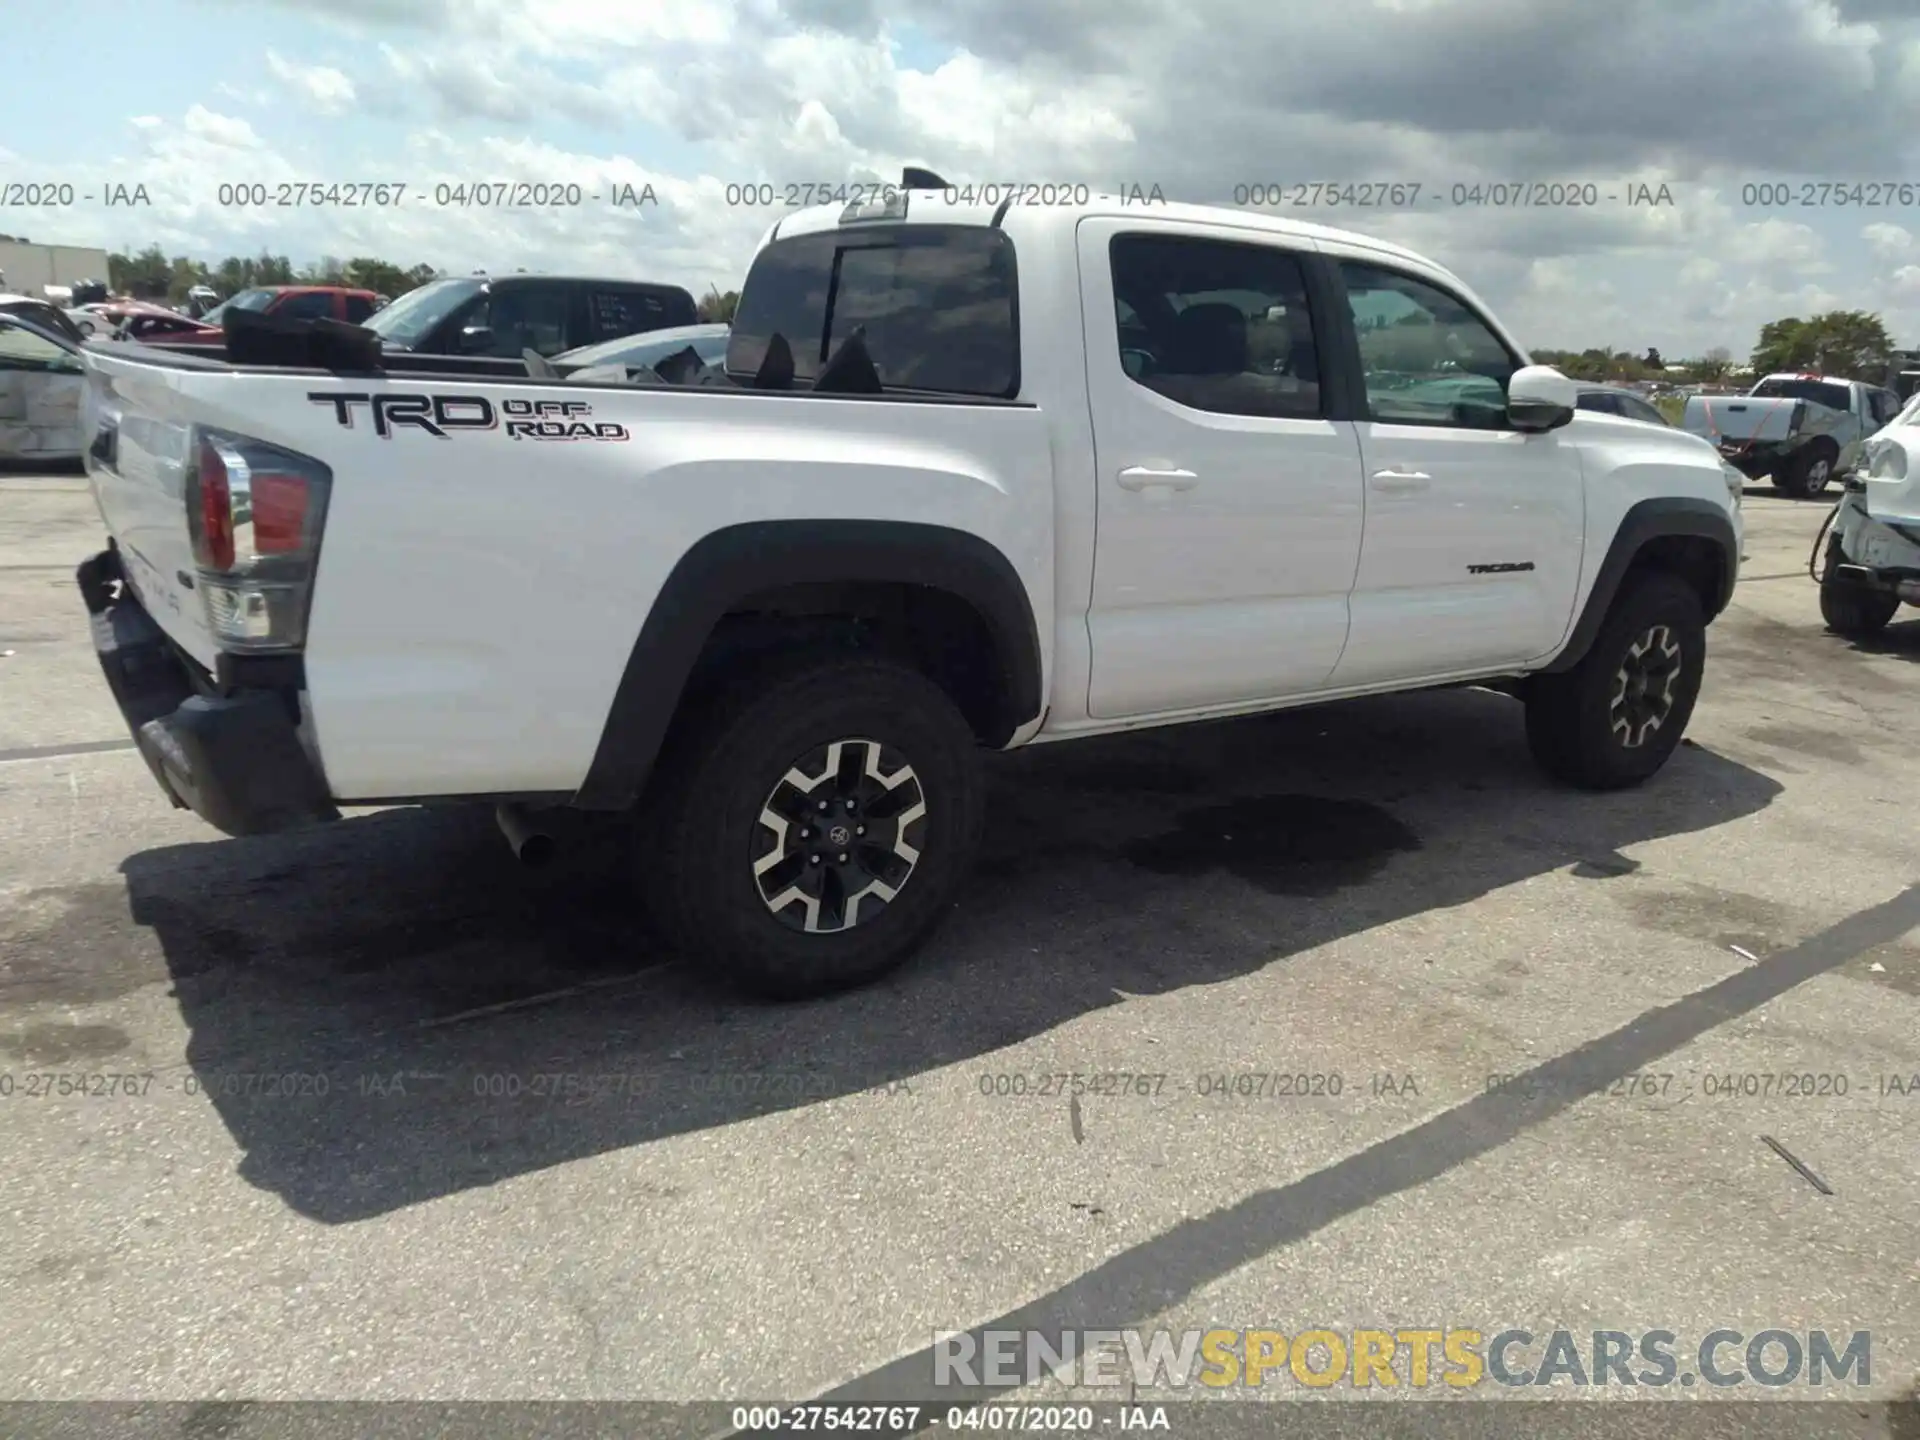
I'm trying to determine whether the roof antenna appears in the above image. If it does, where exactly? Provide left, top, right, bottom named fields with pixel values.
left=902, top=167, right=948, bottom=190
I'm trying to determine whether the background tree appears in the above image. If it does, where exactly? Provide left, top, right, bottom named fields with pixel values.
left=105, top=247, right=432, bottom=303
left=1530, top=347, right=1662, bottom=382
left=339, top=258, right=435, bottom=297
left=1751, top=310, right=1893, bottom=379
left=697, top=285, right=739, bottom=323
left=1693, top=346, right=1733, bottom=382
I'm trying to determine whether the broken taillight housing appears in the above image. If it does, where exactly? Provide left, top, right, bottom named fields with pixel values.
left=187, top=428, right=332, bottom=652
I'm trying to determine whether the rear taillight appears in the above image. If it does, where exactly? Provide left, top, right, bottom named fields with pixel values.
left=191, top=438, right=235, bottom=570
left=187, top=428, right=331, bottom=653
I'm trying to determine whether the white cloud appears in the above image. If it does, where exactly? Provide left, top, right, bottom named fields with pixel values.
left=265, top=51, right=357, bottom=115
left=1863, top=221, right=1914, bottom=258
left=1739, top=218, right=1829, bottom=270
left=180, top=105, right=263, bottom=150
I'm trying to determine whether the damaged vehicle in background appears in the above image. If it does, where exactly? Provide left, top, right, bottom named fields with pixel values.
left=0, top=298, right=85, bottom=461
left=1684, top=372, right=1901, bottom=498
left=1816, top=389, right=1920, bottom=636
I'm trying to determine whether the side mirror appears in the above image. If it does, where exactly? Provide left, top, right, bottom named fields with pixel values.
left=458, top=324, right=496, bottom=354
left=1507, top=364, right=1579, bottom=432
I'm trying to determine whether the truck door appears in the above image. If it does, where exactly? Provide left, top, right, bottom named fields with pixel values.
left=1316, top=248, right=1585, bottom=685
left=1076, top=217, right=1366, bottom=718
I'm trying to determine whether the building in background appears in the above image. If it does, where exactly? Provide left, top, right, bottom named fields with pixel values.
left=0, top=239, right=113, bottom=299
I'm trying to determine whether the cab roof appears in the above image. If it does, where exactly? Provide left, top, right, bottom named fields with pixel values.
left=762, top=188, right=1450, bottom=281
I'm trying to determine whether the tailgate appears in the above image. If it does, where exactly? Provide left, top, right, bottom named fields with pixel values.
left=81, top=348, right=220, bottom=669
left=1687, top=396, right=1797, bottom=442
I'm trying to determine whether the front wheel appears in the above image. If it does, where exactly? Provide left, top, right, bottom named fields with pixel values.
left=637, top=655, right=985, bottom=1000
left=1525, top=571, right=1706, bottom=790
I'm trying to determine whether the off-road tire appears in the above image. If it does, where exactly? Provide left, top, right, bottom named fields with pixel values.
left=1525, top=570, right=1706, bottom=790
left=1819, top=570, right=1900, bottom=636
left=1775, top=440, right=1837, bottom=499
left=637, top=654, right=984, bottom=1000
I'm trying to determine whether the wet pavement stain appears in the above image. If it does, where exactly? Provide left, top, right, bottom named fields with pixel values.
left=0, top=1022, right=131, bottom=1064
left=1845, top=941, right=1920, bottom=998
left=0, top=882, right=179, bottom=1008
left=1745, top=724, right=1866, bottom=767
left=1618, top=884, right=1798, bottom=959
left=1120, top=794, right=1420, bottom=896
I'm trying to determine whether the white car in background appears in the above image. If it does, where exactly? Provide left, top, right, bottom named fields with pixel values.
left=0, top=295, right=86, bottom=462
left=1818, top=389, right=1920, bottom=635
left=550, top=320, right=731, bottom=375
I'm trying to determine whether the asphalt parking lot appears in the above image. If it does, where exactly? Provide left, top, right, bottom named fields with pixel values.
left=2, top=468, right=1917, bottom=1424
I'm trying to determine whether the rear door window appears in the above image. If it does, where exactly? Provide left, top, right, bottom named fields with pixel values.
left=729, top=225, right=1019, bottom=396
left=343, top=294, right=375, bottom=324
left=1106, top=232, right=1324, bottom=419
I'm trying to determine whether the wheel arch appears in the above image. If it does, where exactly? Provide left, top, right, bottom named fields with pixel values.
left=1542, top=498, right=1737, bottom=675
left=572, top=520, right=1043, bottom=809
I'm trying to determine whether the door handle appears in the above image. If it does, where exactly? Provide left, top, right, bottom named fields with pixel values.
left=1118, top=466, right=1199, bottom=491
left=1369, top=469, right=1432, bottom=492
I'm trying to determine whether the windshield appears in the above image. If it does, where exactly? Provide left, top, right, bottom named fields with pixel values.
left=358, top=278, right=482, bottom=346
left=1752, top=377, right=1851, bottom=411
left=199, top=288, right=276, bottom=326
left=558, top=324, right=731, bottom=370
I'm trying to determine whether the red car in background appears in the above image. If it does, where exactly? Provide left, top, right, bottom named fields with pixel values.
left=121, top=286, right=382, bottom=349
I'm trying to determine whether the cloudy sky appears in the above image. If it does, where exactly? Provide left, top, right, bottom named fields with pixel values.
left=5, top=0, right=1920, bottom=358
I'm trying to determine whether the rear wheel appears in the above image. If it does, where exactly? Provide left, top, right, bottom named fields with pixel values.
left=1526, top=571, right=1706, bottom=790
left=1775, top=442, right=1836, bottom=499
left=638, top=655, right=984, bottom=1000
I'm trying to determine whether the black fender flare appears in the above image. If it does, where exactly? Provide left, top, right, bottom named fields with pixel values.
left=572, top=519, right=1043, bottom=809
left=1541, top=497, right=1738, bottom=674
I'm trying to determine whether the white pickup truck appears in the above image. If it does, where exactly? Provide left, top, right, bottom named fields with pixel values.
left=1684, top=372, right=1904, bottom=498
left=28, top=185, right=1745, bottom=999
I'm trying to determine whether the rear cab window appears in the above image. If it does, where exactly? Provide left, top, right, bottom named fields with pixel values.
left=1751, top=377, right=1852, bottom=412
left=588, top=287, right=669, bottom=344
left=272, top=292, right=337, bottom=321
left=728, top=225, right=1019, bottom=397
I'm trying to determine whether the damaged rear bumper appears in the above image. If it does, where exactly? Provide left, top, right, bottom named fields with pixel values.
left=77, top=546, right=339, bottom=837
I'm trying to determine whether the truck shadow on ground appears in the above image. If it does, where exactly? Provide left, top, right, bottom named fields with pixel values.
left=1837, top=614, right=1920, bottom=660
left=23, top=688, right=1784, bottom=1224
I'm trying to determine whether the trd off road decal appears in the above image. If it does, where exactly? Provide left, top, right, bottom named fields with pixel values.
left=308, top=392, right=631, bottom=441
